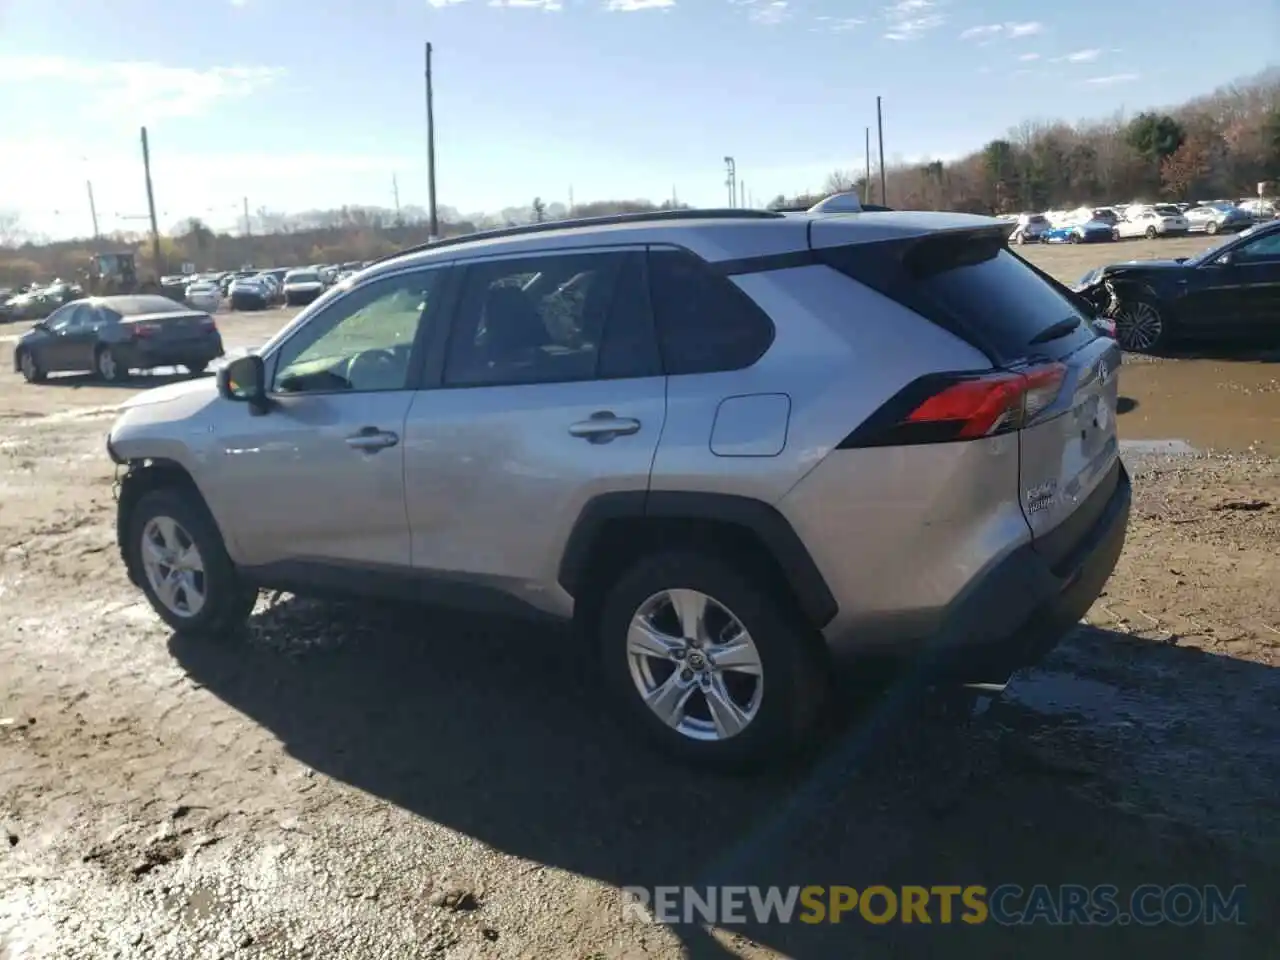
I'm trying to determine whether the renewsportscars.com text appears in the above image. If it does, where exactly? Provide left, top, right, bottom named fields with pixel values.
left=621, top=884, right=1247, bottom=927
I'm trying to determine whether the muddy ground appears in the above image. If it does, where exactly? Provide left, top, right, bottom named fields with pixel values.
left=1, top=237, right=1278, bottom=959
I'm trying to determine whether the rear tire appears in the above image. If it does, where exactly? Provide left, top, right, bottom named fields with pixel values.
left=126, top=487, right=258, bottom=638
left=1145, top=226, right=1158, bottom=239
left=597, top=549, right=828, bottom=772
left=187, top=361, right=208, bottom=375
left=95, top=345, right=125, bottom=382
left=1205, top=220, right=1219, bottom=235
left=17, top=348, right=45, bottom=384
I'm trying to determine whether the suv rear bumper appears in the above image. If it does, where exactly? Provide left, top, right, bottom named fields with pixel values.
left=922, top=460, right=1131, bottom=684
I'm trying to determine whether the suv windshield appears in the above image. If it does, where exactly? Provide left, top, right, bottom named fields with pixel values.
left=287, top=272, right=319, bottom=284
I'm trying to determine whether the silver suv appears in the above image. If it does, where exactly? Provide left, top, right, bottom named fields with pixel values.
left=107, top=204, right=1131, bottom=768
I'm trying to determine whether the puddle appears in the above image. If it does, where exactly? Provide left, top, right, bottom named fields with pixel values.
left=1117, top=357, right=1280, bottom=456
left=1007, top=669, right=1180, bottom=731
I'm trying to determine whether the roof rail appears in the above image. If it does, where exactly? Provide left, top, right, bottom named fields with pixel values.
left=371, top=207, right=784, bottom=265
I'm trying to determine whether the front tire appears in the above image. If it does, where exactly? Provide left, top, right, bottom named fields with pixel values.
left=1145, top=226, right=1158, bottom=240
left=597, top=550, right=827, bottom=771
left=126, top=487, right=257, bottom=637
left=1206, top=220, right=1219, bottom=235
left=1112, top=296, right=1169, bottom=353
left=17, top=348, right=46, bottom=383
left=187, top=361, right=208, bottom=375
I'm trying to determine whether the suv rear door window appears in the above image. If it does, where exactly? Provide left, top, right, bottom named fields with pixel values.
left=444, top=250, right=657, bottom=387
left=646, top=248, right=774, bottom=375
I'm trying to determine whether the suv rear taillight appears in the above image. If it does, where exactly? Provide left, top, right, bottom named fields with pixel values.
left=131, top=323, right=160, bottom=339
left=200, top=317, right=217, bottom=332
left=839, top=363, right=1067, bottom=448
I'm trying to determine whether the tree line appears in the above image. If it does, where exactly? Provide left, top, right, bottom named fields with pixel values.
left=2, top=68, right=1277, bottom=287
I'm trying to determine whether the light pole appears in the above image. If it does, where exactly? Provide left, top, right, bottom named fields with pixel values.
left=724, top=156, right=737, bottom=208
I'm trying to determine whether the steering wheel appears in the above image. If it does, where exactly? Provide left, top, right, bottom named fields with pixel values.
left=345, top=349, right=400, bottom=391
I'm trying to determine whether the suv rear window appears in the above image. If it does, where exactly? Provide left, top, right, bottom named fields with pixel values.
left=819, top=230, right=1096, bottom=364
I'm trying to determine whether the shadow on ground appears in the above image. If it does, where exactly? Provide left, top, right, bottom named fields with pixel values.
left=171, top=601, right=1279, bottom=959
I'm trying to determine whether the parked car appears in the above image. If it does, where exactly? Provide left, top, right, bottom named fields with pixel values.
left=1184, top=202, right=1254, bottom=235
left=229, top=278, right=270, bottom=311
left=1114, top=205, right=1189, bottom=239
left=1073, top=220, right=1280, bottom=352
left=1238, top=199, right=1275, bottom=221
left=282, top=269, right=326, bottom=307
left=1011, top=212, right=1051, bottom=244
left=255, top=273, right=283, bottom=305
left=184, top=280, right=222, bottom=312
left=1041, top=219, right=1115, bottom=244
left=13, top=294, right=223, bottom=383
left=104, top=205, right=1130, bottom=769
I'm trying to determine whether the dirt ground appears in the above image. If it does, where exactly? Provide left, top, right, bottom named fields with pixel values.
left=2, top=238, right=1279, bottom=959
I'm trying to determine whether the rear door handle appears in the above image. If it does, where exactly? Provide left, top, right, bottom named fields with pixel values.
left=568, top=412, right=641, bottom=442
left=345, top=426, right=399, bottom=452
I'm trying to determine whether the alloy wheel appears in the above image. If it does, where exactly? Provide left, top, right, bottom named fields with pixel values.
left=140, top=516, right=207, bottom=618
left=626, top=588, right=764, bottom=742
left=97, top=348, right=118, bottom=380
left=1114, top=301, right=1163, bottom=352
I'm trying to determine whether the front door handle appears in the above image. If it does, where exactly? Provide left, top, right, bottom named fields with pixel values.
left=568, top=411, right=641, bottom=442
left=345, top=426, right=399, bottom=452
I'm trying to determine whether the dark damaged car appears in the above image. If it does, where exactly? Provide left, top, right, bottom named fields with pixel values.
left=1073, top=220, right=1280, bottom=353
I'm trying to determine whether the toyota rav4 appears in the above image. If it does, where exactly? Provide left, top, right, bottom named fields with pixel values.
left=107, top=203, right=1130, bottom=769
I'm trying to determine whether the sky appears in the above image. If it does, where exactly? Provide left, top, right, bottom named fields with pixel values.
left=0, top=0, right=1276, bottom=240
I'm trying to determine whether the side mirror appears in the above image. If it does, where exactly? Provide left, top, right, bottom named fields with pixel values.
left=32, top=320, right=50, bottom=332
left=216, top=354, right=271, bottom=415
left=1214, top=252, right=1233, bottom=266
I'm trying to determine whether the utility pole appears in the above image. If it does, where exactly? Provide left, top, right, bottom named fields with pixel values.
left=139, top=127, right=162, bottom=278
left=876, top=96, right=887, bottom=207
left=864, top=126, right=872, bottom=203
left=723, top=156, right=736, bottom=208
left=243, top=197, right=251, bottom=236
left=425, top=42, right=439, bottom=239
left=568, top=185, right=574, bottom=214
left=672, top=184, right=678, bottom=207
left=739, top=180, right=745, bottom=209
left=86, top=180, right=100, bottom=240
left=392, top=173, right=402, bottom=221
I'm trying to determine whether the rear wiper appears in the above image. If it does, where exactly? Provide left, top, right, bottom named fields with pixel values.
left=1028, top=316, right=1081, bottom=345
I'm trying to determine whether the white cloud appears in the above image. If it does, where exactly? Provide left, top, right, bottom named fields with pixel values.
left=1058, top=48, right=1102, bottom=62
left=606, top=0, right=674, bottom=9
left=1086, top=72, right=1138, bottom=85
left=489, top=0, right=563, bottom=8
left=883, top=0, right=944, bottom=40
left=727, top=0, right=790, bottom=24
left=229, top=0, right=248, bottom=7
left=426, top=0, right=469, bottom=6
left=959, top=21, right=1041, bottom=42
left=0, top=56, right=284, bottom=122
left=813, top=15, right=863, bottom=32
left=1018, top=52, right=1040, bottom=61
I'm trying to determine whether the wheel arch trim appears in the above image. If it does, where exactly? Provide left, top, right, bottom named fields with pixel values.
left=558, top=490, right=838, bottom=629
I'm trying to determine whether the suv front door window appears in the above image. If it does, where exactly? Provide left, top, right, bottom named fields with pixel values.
left=215, top=267, right=447, bottom=569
